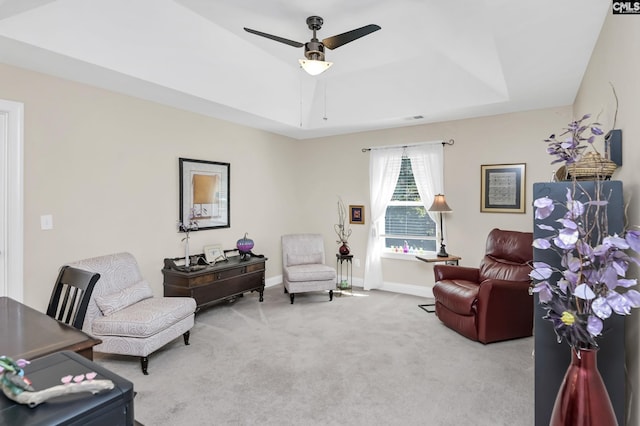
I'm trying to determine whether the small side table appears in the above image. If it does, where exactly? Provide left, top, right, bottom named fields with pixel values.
left=415, top=254, right=461, bottom=313
left=335, top=254, right=353, bottom=293
left=415, top=255, right=461, bottom=266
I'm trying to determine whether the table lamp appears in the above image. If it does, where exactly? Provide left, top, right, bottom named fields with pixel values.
left=428, top=194, right=452, bottom=257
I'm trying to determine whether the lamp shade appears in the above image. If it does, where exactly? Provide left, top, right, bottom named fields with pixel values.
left=428, top=194, right=452, bottom=213
left=299, top=59, right=333, bottom=76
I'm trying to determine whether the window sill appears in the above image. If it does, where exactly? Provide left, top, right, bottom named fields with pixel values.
left=381, top=251, right=437, bottom=261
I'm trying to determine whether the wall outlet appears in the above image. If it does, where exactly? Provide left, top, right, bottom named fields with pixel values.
left=354, top=258, right=361, bottom=268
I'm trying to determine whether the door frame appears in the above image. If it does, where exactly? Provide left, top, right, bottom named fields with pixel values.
left=0, top=99, right=24, bottom=301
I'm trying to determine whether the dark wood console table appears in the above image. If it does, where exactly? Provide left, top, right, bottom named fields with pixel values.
left=0, top=297, right=101, bottom=361
left=162, top=255, right=267, bottom=310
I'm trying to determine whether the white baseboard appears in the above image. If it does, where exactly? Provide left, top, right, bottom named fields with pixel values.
left=265, top=275, right=282, bottom=288
left=267, top=275, right=432, bottom=299
left=373, top=281, right=433, bottom=298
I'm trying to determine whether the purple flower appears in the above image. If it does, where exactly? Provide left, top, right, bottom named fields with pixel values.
left=532, top=281, right=553, bottom=303
left=603, top=234, right=629, bottom=250
left=587, top=315, right=603, bottom=336
left=576, top=241, right=594, bottom=258
left=530, top=262, right=553, bottom=280
left=597, top=265, right=619, bottom=291
left=557, top=278, right=570, bottom=293
left=618, top=279, right=638, bottom=288
left=626, top=230, right=640, bottom=252
left=556, top=218, right=577, bottom=229
left=537, top=223, right=556, bottom=232
left=534, top=197, right=554, bottom=219
left=565, top=254, right=582, bottom=272
left=624, top=289, right=640, bottom=307
left=574, top=283, right=595, bottom=300
left=534, top=113, right=640, bottom=350
left=554, top=228, right=579, bottom=249
left=566, top=200, right=585, bottom=218
left=606, top=292, right=632, bottom=315
left=591, top=297, right=612, bottom=319
left=533, top=238, right=551, bottom=249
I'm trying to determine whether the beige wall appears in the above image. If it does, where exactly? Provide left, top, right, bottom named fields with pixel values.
left=300, top=107, right=573, bottom=292
left=0, top=63, right=302, bottom=311
left=1, top=10, right=637, bottom=419
left=2, top=62, right=575, bottom=312
left=574, top=13, right=640, bottom=424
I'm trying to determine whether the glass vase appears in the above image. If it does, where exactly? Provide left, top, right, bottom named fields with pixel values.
left=339, top=242, right=350, bottom=255
left=550, top=347, right=617, bottom=426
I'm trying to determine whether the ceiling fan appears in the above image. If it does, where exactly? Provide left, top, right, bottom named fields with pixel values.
left=244, top=16, right=381, bottom=76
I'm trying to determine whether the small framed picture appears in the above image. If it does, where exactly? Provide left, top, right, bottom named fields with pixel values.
left=480, top=163, right=526, bottom=213
left=349, top=205, right=365, bottom=224
left=203, top=244, right=226, bottom=264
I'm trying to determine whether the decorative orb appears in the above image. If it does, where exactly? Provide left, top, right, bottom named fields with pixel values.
left=237, top=232, right=254, bottom=253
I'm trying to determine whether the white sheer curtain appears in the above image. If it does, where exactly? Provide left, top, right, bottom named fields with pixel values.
left=364, top=143, right=444, bottom=291
left=363, top=148, right=403, bottom=290
left=407, top=144, right=444, bottom=229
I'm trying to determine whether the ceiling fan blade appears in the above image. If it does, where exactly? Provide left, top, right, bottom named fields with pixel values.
left=244, top=27, right=304, bottom=48
left=322, top=24, right=381, bottom=50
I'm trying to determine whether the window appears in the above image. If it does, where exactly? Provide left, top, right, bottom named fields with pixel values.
left=365, top=142, right=443, bottom=290
left=382, top=157, right=437, bottom=254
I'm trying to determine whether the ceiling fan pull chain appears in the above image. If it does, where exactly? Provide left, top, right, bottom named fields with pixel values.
left=323, top=81, right=328, bottom=121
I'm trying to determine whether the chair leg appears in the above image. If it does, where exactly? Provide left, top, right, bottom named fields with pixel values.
left=329, top=290, right=333, bottom=301
left=140, top=356, right=149, bottom=375
left=183, top=330, right=190, bottom=345
left=290, top=293, right=295, bottom=304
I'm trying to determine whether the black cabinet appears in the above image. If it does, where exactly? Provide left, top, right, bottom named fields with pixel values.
left=532, top=181, right=625, bottom=426
left=0, top=351, right=134, bottom=425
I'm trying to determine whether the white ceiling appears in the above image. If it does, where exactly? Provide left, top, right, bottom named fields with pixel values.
left=0, top=0, right=609, bottom=140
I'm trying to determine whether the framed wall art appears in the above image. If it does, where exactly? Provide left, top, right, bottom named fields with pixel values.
left=480, top=163, right=526, bottom=213
left=179, top=158, right=230, bottom=230
left=349, top=205, right=365, bottom=224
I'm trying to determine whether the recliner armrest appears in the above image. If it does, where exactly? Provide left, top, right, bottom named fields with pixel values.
left=433, top=265, right=480, bottom=282
left=476, top=279, right=533, bottom=343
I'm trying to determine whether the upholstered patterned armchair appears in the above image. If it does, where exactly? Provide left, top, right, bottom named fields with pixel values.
left=281, top=234, right=336, bottom=304
left=68, top=252, right=196, bottom=374
left=432, top=228, right=533, bottom=344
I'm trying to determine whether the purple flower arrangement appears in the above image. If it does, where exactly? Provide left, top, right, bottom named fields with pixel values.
left=530, top=115, right=640, bottom=349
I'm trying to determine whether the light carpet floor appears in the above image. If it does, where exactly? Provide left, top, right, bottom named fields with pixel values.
left=94, top=285, right=534, bottom=425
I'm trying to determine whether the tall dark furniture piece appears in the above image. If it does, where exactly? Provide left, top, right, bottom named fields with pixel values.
left=163, top=255, right=267, bottom=310
left=533, top=181, right=625, bottom=426
left=0, top=350, right=134, bottom=425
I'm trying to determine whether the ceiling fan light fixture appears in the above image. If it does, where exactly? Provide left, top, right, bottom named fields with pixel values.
left=245, top=16, right=379, bottom=77
left=299, top=59, right=333, bottom=76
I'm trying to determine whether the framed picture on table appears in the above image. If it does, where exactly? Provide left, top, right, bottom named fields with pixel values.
left=203, top=244, right=226, bottom=264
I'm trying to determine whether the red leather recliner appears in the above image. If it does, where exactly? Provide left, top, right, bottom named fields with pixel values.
left=432, top=228, right=533, bottom=344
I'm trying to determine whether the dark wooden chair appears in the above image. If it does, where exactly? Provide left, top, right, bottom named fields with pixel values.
left=46, top=265, right=101, bottom=330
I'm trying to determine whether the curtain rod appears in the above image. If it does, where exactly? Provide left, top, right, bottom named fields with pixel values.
left=361, top=139, right=454, bottom=153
